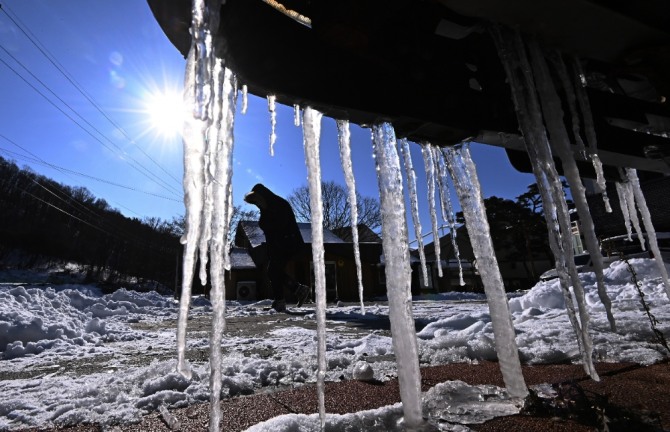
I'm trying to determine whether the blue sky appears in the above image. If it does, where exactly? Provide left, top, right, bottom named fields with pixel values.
left=0, top=0, right=537, bottom=239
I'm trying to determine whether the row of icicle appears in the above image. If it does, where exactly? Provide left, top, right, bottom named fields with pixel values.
left=177, top=2, right=670, bottom=430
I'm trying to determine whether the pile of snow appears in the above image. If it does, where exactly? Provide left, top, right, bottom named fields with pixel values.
left=0, top=258, right=668, bottom=430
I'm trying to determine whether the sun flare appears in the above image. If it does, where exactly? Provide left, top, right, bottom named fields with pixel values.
left=143, top=89, right=185, bottom=139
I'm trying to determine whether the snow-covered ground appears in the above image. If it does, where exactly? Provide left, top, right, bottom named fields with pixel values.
left=1, top=258, right=669, bottom=431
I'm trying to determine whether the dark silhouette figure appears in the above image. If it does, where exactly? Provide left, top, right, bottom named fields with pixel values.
left=244, top=183, right=310, bottom=311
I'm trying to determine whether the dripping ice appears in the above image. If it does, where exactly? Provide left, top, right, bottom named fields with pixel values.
left=492, top=27, right=598, bottom=380
left=443, top=143, right=527, bottom=398
left=371, top=123, right=424, bottom=429
left=528, top=42, right=616, bottom=332
left=302, top=107, right=328, bottom=429
left=179, top=0, right=238, bottom=429
left=624, top=168, right=670, bottom=299
left=268, top=94, right=277, bottom=155
left=432, top=144, right=465, bottom=286
left=337, top=119, right=365, bottom=312
left=399, top=138, right=429, bottom=287
left=422, top=145, right=443, bottom=278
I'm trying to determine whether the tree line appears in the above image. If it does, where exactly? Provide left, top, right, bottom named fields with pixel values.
left=0, top=156, right=182, bottom=291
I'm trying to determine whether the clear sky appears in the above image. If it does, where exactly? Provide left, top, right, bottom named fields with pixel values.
left=0, top=0, right=537, bottom=239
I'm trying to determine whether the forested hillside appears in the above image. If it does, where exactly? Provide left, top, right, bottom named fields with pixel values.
left=0, top=156, right=182, bottom=291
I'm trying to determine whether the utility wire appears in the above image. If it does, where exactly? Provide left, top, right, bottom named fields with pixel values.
left=0, top=54, right=182, bottom=197
left=26, top=176, right=172, bottom=251
left=0, top=137, right=182, bottom=203
left=21, top=187, right=109, bottom=236
left=0, top=3, right=183, bottom=186
left=16, top=180, right=179, bottom=254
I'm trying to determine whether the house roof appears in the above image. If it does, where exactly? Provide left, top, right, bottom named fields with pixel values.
left=331, top=225, right=382, bottom=243
left=239, top=220, right=346, bottom=248
left=229, top=246, right=256, bottom=269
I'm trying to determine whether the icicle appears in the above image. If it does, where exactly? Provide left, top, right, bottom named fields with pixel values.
left=433, top=145, right=465, bottom=286
left=159, top=405, right=180, bottom=431
left=294, top=104, right=301, bottom=127
left=615, top=182, right=633, bottom=240
left=371, top=123, right=424, bottom=429
left=206, top=65, right=237, bottom=431
left=336, top=120, right=365, bottom=313
left=621, top=174, right=646, bottom=249
left=398, top=138, right=429, bottom=287
left=492, top=27, right=598, bottom=380
left=528, top=42, right=616, bottom=332
left=625, top=168, right=670, bottom=299
left=198, top=71, right=218, bottom=286
left=422, top=145, right=443, bottom=278
left=268, top=94, right=277, bottom=155
left=176, top=48, right=205, bottom=382
left=550, top=51, right=587, bottom=159
left=302, top=107, right=327, bottom=430
left=190, top=0, right=214, bottom=120
left=571, top=57, right=611, bottom=212
left=590, top=154, right=612, bottom=212
left=241, top=84, right=248, bottom=114
left=181, top=4, right=239, bottom=430
left=443, top=144, right=528, bottom=398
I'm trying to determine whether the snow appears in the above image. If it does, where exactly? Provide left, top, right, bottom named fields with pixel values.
left=0, top=258, right=669, bottom=430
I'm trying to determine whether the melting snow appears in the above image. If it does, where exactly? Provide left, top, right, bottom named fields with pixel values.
left=1, top=258, right=668, bottom=430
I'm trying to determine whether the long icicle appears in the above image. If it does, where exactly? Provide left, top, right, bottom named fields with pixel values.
left=207, top=65, right=237, bottom=432
left=571, top=57, right=611, bottom=212
left=337, top=119, right=365, bottom=313
left=433, top=145, right=465, bottom=286
left=372, top=123, right=424, bottom=429
left=492, top=27, right=598, bottom=380
left=268, top=94, right=277, bottom=156
left=620, top=172, right=646, bottom=250
left=302, top=107, right=327, bottom=430
left=422, top=145, right=443, bottom=278
left=517, top=33, right=597, bottom=380
left=399, top=138, right=429, bottom=287
left=535, top=46, right=616, bottom=332
left=625, top=168, right=670, bottom=299
left=615, top=182, right=633, bottom=240
left=177, top=47, right=206, bottom=382
left=444, top=143, right=528, bottom=399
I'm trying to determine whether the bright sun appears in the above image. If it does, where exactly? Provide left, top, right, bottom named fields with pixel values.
left=143, top=89, right=185, bottom=138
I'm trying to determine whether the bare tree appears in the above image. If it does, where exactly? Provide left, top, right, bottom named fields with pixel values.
left=287, top=180, right=381, bottom=231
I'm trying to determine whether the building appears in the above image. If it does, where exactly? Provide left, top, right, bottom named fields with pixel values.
left=422, top=225, right=553, bottom=293
left=227, top=221, right=386, bottom=302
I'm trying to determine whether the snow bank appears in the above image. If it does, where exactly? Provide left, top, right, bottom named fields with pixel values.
left=0, top=284, right=177, bottom=359
left=0, top=259, right=668, bottom=430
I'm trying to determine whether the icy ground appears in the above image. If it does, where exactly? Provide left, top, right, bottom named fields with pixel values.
left=1, top=259, right=669, bottom=430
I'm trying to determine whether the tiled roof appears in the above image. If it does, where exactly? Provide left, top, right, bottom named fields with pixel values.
left=239, top=220, right=345, bottom=248
left=229, top=246, right=256, bottom=269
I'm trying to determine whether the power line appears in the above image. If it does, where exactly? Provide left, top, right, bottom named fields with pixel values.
left=0, top=3, right=183, bottom=187
left=0, top=136, right=182, bottom=203
left=0, top=53, right=182, bottom=197
left=12, top=177, right=180, bottom=254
